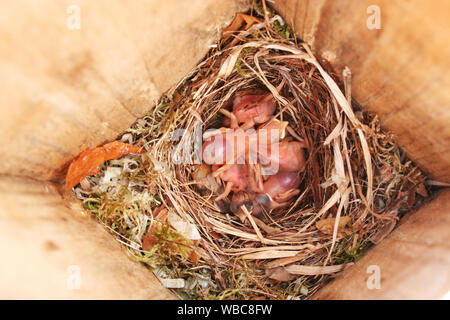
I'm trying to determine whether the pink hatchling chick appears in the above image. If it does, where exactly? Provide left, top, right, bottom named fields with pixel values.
left=219, top=164, right=248, bottom=191
left=260, top=140, right=307, bottom=174
left=262, top=171, right=301, bottom=203
left=232, top=93, right=276, bottom=127
left=213, top=164, right=249, bottom=201
left=202, top=129, right=249, bottom=165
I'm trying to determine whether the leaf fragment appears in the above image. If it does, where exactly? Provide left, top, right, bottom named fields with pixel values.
left=222, top=13, right=262, bottom=42
left=316, top=216, right=351, bottom=235
left=65, top=141, right=143, bottom=192
left=265, top=267, right=295, bottom=282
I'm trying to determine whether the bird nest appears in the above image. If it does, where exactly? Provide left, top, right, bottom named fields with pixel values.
left=73, top=5, right=427, bottom=299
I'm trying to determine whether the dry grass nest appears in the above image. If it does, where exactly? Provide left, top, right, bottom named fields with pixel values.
left=75, top=7, right=428, bottom=299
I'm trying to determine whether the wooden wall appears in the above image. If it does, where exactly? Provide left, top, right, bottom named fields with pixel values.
left=0, top=176, right=174, bottom=299
left=0, top=0, right=247, bottom=299
left=0, top=0, right=448, bottom=299
left=273, top=0, right=450, bottom=182
left=313, top=189, right=450, bottom=299
left=0, top=0, right=247, bottom=182
left=273, top=0, right=450, bottom=299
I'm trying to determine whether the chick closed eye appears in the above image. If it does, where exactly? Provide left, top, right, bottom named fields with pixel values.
left=260, top=140, right=307, bottom=174
left=262, top=171, right=301, bottom=202
left=214, top=164, right=248, bottom=201
left=232, top=93, right=276, bottom=128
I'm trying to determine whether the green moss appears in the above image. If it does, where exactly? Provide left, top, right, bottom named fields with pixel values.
left=252, top=1, right=264, bottom=17
left=335, top=236, right=370, bottom=264
left=273, top=19, right=293, bottom=40
left=235, top=47, right=255, bottom=78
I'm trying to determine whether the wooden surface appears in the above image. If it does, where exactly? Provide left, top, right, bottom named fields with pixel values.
left=0, top=0, right=249, bottom=299
left=0, top=0, right=247, bottom=182
left=273, top=1, right=450, bottom=298
left=313, top=189, right=450, bottom=299
left=0, top=176, right=174, bottom=299
left=273, top=0, right=450, bottom=182
left=0, top=0, right=448, bottom=300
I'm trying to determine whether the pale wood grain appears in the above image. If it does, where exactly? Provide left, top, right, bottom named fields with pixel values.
left=0, top=176, right=175, bottom=299
left=0, top=0, right=250, bottom=299
left=313, top=189, right=450, bottom=299
left=0, top=0, right=248, bottom=181
left=273, top=0, right=450, bottom=182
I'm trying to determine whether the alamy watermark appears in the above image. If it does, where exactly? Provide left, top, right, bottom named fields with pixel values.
left=67, top=265, right=81, bottom=290
left=366, top=265, right=381, bottom=290
left=366, top=5, right=381, bottom=30
left=66, top=5, right=81, bottom=30
left=170, top=123, right=282, bottom=175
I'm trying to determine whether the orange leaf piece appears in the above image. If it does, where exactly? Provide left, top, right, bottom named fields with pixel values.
left=316, top=216, right=351, bottom=235
left=188, top=249, right=200, bottom=265
left=222, top=13, right=262, bottom=42
left=65, top=141, right=143, bottom=192
left=142, top=229, right=159, bottom=252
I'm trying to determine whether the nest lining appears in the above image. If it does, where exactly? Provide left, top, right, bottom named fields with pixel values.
left=74, top=7, right=427, bottom=299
